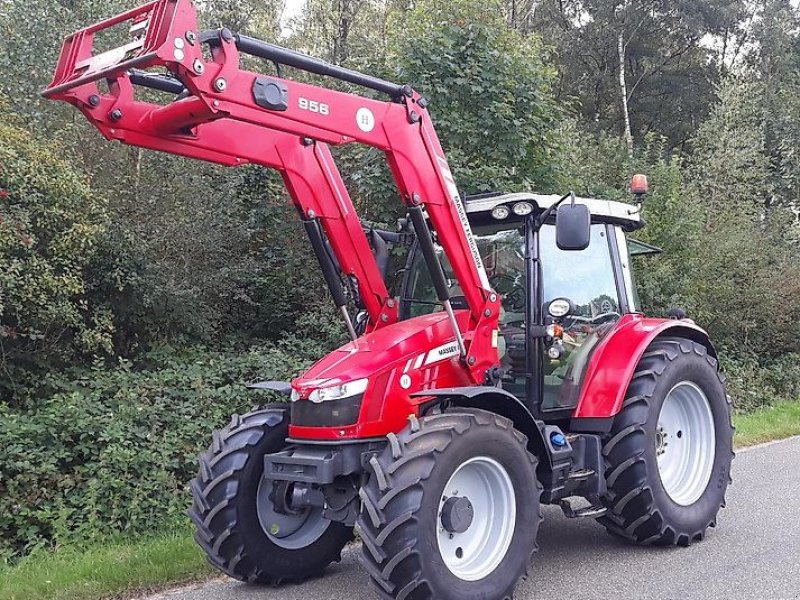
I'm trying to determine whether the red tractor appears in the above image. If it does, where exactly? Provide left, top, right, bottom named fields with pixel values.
left=44, top=2, right=734, bottom=598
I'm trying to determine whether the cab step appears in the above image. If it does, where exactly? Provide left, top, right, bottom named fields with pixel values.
left=566, top=468, right=595, bottom=482
left=559, top=498, right=608, bottom=519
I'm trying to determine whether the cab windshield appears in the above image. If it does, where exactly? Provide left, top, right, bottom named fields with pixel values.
left=401, top=222, right=622, bottom=411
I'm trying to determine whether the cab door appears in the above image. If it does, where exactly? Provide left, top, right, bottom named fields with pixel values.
left=538, top=224, right=631, bottom=414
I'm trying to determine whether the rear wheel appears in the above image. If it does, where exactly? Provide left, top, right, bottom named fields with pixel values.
left=188, top=406, right=353, bottom=584
left=357, top=409, right=542, bottom=600
left=598, top=337, right=734, bottom=545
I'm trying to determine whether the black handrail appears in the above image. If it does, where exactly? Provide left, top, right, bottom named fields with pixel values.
left=201, top=29, right=409, bottom=99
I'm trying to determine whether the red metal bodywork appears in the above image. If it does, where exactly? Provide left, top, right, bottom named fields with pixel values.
left=573, top=314, right=713, bottom=419
left=41, top=0, right=702, bottom=441
left=290, top=311, right=472, bottom=440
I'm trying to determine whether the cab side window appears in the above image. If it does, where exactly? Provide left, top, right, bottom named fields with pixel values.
left=540, top=224, right=620, bottom=412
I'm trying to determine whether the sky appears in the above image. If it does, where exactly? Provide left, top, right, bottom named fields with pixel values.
left=280, top=0, right=307, bottom=36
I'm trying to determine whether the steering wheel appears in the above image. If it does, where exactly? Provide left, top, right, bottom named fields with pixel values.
left=562, top=311, right=620, bottom=333
left=489, top=274, right=525, bottom=311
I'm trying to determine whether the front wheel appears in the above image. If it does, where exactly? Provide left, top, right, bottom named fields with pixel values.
left=357, top=409, right=542, bottom=600
left=188, top=406, right=353, bottom=584
left=598, top=337, right=734, bottom=545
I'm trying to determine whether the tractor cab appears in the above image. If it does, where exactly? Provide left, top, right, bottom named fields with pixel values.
left=400, top=192, right=645, bottom=419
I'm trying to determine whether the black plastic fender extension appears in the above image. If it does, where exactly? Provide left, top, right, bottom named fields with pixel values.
left=411, top=386, right=569, bottom=470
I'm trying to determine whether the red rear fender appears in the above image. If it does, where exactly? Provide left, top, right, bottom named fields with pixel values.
left=572, top=314, right=716, bottom=421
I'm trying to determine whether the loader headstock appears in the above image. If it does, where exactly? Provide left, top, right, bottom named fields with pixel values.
left=43, top=0, right=197, bottom=101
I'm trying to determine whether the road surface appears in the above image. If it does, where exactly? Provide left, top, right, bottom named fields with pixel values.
left=149, top=436, right=800, bottom=600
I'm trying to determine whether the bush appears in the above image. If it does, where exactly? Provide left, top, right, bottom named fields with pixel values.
left=724, top=352, right=800, bottom=413
left=0, top=339, right=330, bottom=561
left=0, top=118, right=143, bottom=392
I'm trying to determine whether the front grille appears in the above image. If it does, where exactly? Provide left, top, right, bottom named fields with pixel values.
left=291, top=394, right=363, bottom=427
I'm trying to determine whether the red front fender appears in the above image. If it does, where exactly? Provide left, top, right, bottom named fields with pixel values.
left=572, top=313, right=716, bottom=420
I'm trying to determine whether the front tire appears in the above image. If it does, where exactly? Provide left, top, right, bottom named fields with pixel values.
left=188, top=406, right=353, bottom=584
left=598, top=337, right=734, bottom=546
left=357, top=409, right=542, bottom=600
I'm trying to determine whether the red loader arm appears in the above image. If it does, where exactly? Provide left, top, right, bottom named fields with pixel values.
left=42, top=0, right=501, bottom=382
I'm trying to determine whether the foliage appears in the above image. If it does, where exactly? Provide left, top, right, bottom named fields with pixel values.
left=388, top=0, right=562, bottom=195
left=0, top=118, right=143, bottom=391
left=733, top=397, right=800, bottom=447
left=528, top=0, right=750, bottom=147
left=0, top=339, right=328, bottom=560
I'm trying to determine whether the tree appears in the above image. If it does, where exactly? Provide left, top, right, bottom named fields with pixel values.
left=0, top=117, right=142, bottom=397
left=528, top=0, right=750, bottom=149
left=386, top=0, right=563, bottom=194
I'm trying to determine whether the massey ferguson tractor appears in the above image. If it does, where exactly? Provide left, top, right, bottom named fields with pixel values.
left=44, top=2, right=734, bottom=598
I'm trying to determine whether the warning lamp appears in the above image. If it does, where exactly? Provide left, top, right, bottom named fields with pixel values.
left=630, top=174, right=649, bottom=197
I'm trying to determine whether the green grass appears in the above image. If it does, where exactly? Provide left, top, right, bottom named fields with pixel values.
left=1, top=401, right=798, bottom=600
left=0, top=532, right=213, bottom=600
left=733, top=400, right=800, bottom=448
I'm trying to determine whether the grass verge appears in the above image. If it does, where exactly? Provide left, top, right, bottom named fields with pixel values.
left=1, top=401, right=798, bottom=600
left=0, top=532, right=213, bottom=600
left=733, top=400, right=800, bottom=448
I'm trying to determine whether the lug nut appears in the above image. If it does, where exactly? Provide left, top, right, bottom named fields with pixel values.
left=88, top=95, right=100, bottom=107
left=193, top=59, right=204, bottom=74
left=185, top=30, right=196, bottom=46
left=214, top=78, right=227, bottom=92
left=109, top=109, right=122, bottom=122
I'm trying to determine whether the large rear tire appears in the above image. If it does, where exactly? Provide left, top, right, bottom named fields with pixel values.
left=598, top=337, right=734, bottom=546
left=188, top=405, right=353, bottom=584
left=357, top=409, right=542, bottom=600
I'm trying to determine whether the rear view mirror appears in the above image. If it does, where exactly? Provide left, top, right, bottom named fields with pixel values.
left=555, top=202, right=590, bottom=250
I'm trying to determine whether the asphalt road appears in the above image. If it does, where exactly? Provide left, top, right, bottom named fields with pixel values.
left=149, top=436, right=800, bottom=600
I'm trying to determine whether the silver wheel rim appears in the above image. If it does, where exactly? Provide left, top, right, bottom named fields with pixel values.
left=256, top=478, right=331, bottom=550
left=436, top=456, right=516, bottom=581
left=656, top=381, right=716, bottom=506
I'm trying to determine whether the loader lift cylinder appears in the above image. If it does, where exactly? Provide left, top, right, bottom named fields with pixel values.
left=303, top=217, right=358, bottom=341
left=408, top=206, right=466, bottom=357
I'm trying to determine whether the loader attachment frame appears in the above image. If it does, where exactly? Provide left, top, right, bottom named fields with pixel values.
left=42, top=0, right=500, bottom=382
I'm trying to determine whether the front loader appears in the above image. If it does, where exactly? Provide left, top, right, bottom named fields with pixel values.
left=43, top=2, right=734, bottom=598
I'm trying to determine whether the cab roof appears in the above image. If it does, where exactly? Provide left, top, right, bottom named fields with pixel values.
left=464, top=192, right=644, bottom=231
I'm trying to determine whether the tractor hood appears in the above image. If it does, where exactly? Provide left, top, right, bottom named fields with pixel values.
left=290, top=311, right=473, bottom=440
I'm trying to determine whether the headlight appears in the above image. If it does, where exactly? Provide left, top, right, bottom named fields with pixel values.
left=512, top=202, right=533, bottom=216
left=290, top=388, right=300, bottom=402
left=491, top=205, right=510, bottom=220
left=308, top=378, right=369, bottom=403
